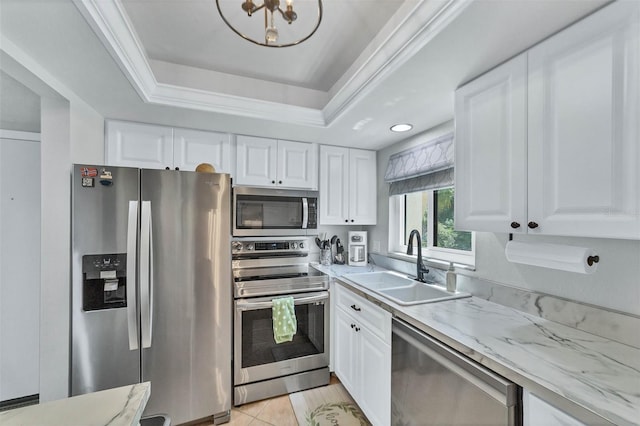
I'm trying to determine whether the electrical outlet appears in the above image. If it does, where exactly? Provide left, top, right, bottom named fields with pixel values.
left=373, top=240, right=381, bottom=252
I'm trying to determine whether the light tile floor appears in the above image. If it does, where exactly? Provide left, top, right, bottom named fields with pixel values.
left=199, top=374, right=341, bottom=426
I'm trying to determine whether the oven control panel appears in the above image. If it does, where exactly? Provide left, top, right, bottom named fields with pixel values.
left=232, top=239, right=308, bottom=255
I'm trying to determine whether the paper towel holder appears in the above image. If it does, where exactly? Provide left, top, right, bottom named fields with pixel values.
left=587, top=255, right=600, bottom=266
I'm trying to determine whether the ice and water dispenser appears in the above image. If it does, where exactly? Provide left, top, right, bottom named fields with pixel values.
left=82, top=254, right=127, bottom=311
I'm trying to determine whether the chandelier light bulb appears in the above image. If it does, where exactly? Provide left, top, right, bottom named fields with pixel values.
left=265, top=26, right=278, bottom=43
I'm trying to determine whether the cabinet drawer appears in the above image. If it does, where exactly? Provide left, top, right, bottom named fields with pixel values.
left=335, top=284, right=391, bottom=341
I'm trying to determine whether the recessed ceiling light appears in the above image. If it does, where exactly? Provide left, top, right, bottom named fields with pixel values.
left=390, top=124, right=413, bottom=133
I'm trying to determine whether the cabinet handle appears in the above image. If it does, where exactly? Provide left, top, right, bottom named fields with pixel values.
left=345, top=219, right=349, bottom=223
left=350, top=219, right=354, bottom=222
left=510, top=221, right=520, bottom=229
left=271, top=180, right=276, bottom=184
left=165, top=167, right=170, bottom=170
left=351, top=323, right=356, bottom=329
left=528, top=221, right=539, bottom=229
left=350, top=304, right=361, bottom=312
left=175, top=167, right=179, bottom=171
left=355, top=327, right=360, bottom=332
left=278, top=180, right=282, bottom=184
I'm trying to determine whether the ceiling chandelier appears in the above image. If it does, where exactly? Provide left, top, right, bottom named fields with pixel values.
left=216, top=0, right=323, bottom=48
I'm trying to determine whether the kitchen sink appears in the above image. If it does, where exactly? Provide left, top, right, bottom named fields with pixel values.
left=342, top=271, right=470, bottom=305
left=342, top=271, right=415, bottom=290
left=379, top=283, right=470, bottom=305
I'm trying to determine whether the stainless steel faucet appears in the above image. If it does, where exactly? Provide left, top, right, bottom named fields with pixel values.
left=406, top=229, right=429, bottom=282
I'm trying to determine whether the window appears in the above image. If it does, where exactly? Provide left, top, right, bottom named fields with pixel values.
left=389, top=187, right=475, bottom=266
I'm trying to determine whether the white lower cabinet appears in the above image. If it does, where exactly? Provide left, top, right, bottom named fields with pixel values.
left=523, top=391, right=586, bottom=426
left=334, top=284, right=391, bottom=426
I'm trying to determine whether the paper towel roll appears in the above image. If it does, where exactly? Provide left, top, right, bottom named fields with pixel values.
left=505, top=241, right=599, bottom=274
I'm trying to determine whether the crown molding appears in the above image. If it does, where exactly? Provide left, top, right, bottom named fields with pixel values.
left=73, top=0, right=469, bottom=128
left=150, top=82, right=326, bottom=127
left=322, top=0, right=471, bottom=124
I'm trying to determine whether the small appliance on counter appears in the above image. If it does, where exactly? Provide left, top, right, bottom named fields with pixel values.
left=348, top=231, right=367, bottom=266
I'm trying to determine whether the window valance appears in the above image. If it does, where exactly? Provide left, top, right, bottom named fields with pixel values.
left=384, top=132, right=454, bottom=194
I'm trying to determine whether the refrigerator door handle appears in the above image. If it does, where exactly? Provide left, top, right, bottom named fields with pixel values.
left=126, top=201, right=139, bottom=350
left=140, top=200, right=153, bottom=348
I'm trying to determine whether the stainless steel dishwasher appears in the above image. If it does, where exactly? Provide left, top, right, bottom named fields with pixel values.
left=392, top=319, right=521, bottom=425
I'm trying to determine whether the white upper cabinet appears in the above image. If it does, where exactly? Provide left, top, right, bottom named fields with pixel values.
left=319, top=146, right=377, bottom=225
left=105, top=120, right=233, bottom=173
left=235, top=135, right=277, bottom=186
left=527, top=1, right=640, bottom=239
left=455, top=1, right=640, bottom=239
left=173, top=128, right=232, bottom=173
left=235, top=135, right=317, bottom=189
left=455, top=53, right=528, bottom=234
left=106, top=121, right=173, bottom=170
left=277, top=139, right=318, bottom=189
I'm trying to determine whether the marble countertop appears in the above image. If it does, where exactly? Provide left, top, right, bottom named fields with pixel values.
left=0, top=382, right=151, bottom=426
left=316, top=263, right=640, bottom=426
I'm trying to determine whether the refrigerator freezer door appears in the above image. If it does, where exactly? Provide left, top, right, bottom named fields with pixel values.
left=71, top=165, right=141, bottom=396
left=140, top=170, right=232, bottom=424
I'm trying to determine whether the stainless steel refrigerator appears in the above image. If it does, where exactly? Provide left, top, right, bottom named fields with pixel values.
left=71, top=165, right=231, bottom=425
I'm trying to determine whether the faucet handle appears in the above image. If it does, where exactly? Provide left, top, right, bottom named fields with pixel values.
left=418, top=264, right=429, bottom=281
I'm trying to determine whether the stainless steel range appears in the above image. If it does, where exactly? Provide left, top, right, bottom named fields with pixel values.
left=232, top=238, right=330, bottom=406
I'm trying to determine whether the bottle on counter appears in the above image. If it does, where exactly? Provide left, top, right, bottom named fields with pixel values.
left=446, top=262, right=456, bottom=292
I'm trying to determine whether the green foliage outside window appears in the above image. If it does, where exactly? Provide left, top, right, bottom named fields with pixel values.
left=434, top=188, right=471, bottom=251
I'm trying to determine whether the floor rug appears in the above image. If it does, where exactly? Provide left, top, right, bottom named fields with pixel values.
left=289, top=383, right=371, bottom=426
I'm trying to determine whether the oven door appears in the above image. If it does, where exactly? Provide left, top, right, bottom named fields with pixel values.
left=234, top=291, right=329, bottom=385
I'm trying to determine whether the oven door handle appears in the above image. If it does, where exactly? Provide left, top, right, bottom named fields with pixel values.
left=236, top=293, right=327, bottom=311
left=302, top=197, right=309, bottom=229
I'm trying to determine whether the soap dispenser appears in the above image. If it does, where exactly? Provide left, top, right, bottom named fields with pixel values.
left=446, top=262, right=456, bottom=292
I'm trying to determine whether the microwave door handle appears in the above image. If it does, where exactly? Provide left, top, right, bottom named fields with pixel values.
left=302, top=197, right=309, bottom=229
left=126, top=201, right=139, bottom=351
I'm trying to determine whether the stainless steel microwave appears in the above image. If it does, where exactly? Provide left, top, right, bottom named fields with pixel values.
left=232, top=187, right=318, bottom=236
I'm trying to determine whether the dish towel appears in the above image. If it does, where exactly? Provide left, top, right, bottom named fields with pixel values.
left=272, top=296, right=297, bottom=344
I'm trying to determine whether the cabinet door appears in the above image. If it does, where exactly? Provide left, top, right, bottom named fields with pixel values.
left=454, top=54, right=528, bottom=233
left=528, top=1, right=640, bottom=239
left=173, top=128, right=232, bottom=173
left=105, top=121, right=173, bottom=169
left=348, top=149, right=377, bottom=225
left=235, top=135, right=277, bottom=186
left=319, top=145, right=349, bottom=225
left=276, top=140, right=318, bottom=189
left=334, top=307, right=358, bottom=398
left=358, top=326, right=391, bottom=426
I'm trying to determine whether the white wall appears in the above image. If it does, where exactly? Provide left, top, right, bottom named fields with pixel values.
left=70, top=101, right=104, bottom=164
left=369, top=120, right=640, bottom=316
left=39, top=97, right=72, bottom=402
left=0, top=133, right=41, bottom=401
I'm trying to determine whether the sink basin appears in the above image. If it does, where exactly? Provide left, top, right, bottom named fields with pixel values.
left=379, top=283, right=470, bottom=306
left=342, top=271, right=470, bottom=305
left=342, top=271, right=414, bottom=290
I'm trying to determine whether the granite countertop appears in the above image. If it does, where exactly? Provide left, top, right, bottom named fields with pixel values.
left=315, top=263, right=640, bottom=426
left=0, top=382, right=151, bottom=426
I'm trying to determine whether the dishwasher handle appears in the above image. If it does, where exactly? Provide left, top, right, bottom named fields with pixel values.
left=392, top=318, right=519, bottom=407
